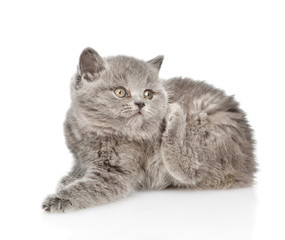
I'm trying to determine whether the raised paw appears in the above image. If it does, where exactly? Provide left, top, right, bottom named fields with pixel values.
left=166, top=103, right=185, bottom=125
left=163, top=103, right=186, bottom=137
left=42, top=194, right=73, bottom=213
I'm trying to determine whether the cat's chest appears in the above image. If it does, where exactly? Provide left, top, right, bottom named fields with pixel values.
left=134, top=142, right=173, bottom=190
left=81, top=136, right=173, bottom=189
left=86, top=137, right=144, bottom=170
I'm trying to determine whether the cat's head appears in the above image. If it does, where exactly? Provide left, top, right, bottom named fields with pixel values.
left=70, top=47, right=168, bottom=141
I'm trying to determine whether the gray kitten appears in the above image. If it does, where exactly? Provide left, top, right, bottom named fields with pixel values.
left=42, top=48, right=256, bottom=212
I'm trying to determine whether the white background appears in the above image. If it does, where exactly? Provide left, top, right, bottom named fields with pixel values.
left=0, top=0, right=284, bottom=239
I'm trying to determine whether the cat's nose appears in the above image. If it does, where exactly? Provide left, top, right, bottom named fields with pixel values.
left=135, top=102, right=145, bottom=109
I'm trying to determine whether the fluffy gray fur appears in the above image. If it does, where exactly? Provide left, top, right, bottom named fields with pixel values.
left=42, top=47, right=256, bottom=212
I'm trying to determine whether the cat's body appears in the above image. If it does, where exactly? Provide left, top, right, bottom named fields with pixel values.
left=42, top=48, right=256, bottom=212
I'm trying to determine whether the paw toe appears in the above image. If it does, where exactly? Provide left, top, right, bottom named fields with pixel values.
left=42, top=195, right=72, bottom=213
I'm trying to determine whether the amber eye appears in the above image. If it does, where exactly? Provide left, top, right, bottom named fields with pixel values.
left=144, top=90, right=153, bottom=99
left=114, top=88, right=126, bottom=98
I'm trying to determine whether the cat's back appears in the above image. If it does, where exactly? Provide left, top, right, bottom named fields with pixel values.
left=163, top=77, right=239, bottom=113
left=162, top=77, right=253, bottom=142
left=163, top=78, right=252, bottom=126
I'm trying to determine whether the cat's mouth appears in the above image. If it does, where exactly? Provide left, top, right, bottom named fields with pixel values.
left=133, top=110, right=142, bottom=117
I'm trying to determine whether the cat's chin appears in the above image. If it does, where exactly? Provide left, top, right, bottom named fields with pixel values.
left=132, top=112, right=142, bottom=117
left=126, top=114, right=144, bottom=127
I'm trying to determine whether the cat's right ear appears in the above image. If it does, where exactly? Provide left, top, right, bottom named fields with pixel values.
left=79, top=47, right=105, bottom=81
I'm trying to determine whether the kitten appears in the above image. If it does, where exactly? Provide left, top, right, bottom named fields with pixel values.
left=42, top=48, right=256, bottom=212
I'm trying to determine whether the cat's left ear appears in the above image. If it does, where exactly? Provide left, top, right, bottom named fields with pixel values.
left=79, top=47, right=105, bottom=81
left=147, top=55, right=164, bottom=71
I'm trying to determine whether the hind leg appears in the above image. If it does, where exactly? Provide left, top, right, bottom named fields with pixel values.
left=161, top=103, right=240, bottom=189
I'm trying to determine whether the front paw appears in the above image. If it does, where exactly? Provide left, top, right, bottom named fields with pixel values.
left=166, top=103, right=185, bottom=125
left=42, top=194, right=73, bottom=213
left=164, top=103, right=186, bottom=136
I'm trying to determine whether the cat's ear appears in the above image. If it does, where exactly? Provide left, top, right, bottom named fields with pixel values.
left=147, top=55, right=164, bottom=71
left=79, top=47, right=105, bottom=81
